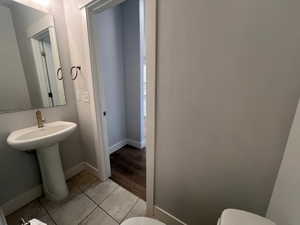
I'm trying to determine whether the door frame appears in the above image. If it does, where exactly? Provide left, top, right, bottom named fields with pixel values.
left=79, top=0, right=157, bottom=216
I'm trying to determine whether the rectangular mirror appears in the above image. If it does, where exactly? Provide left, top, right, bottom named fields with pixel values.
left=0, top=1, right=66, bottom=113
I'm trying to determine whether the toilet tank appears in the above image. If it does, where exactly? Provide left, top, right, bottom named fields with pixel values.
left=219, top=209, right=275, bottom=225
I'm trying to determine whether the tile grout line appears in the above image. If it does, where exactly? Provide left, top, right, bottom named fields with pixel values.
left=68, top=170, right=121, bottom=224
left=38, top=171, right=141, bottom=225
left=70, top=173, right=103, bottom=225
left=83, top=183, right=119, bottom=207
left=77, top=205, right=98, bottom=225
left=120, top=197, right=139, bottom=223
left=38, top=198, right=58, bottom=225
left=82, top=185, right=121, bottom=224
left=97, top=205, right=121, bottom=224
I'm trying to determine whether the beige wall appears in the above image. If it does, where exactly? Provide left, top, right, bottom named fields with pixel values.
left=0, top=0, right=84, bottom=205
left=62, top=0, right=99, bottom=168
left=59, top=0, right=300, bottom=224
left=155, top=0, right=300, bottom=224
left=267, top=99, right=300, bottom=225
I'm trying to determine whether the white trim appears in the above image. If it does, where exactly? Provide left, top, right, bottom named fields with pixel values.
left=109, top=139, right=128, bottom=154
left=145, top=0, right=157, bottom=217
left=139, top=0, right=146, bottom=155
left=81, top=7, right=112, bottom=181
left=127, top=139, right=144, bottom=149
left=26, top=15, right=54, bottom=38
left=109, top=139, right=145, bottom=154
left=140, top=138, right=146, bottom=149
left=154, top=206, right=187, bottom=225
left=64, top=161, right=99, bottom=179
left=64, top=162, right=86, bottom=179
left=30, top=37, right=51, bottom=106
left=1, top=185, right=42, bottom=216
left=79, top=0, right=157, bottom=217
left=78, top=0, right=125, bottom=10
left=83, top=162, right=100, bottom=178
left=92, top=0, right=126, bottom=13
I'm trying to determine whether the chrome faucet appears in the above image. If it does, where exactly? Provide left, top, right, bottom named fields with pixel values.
left=36, top=110, right=45, bottom=128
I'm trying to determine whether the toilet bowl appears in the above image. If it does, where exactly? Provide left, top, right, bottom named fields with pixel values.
left=218, top=209, right=275, bottom=225
left=121, top=209, right=275, bottom=225
left=121, top=217, right=165, bottom=225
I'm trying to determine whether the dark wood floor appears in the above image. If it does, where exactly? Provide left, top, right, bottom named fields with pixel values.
left=110, top=145, right=146, bottom=200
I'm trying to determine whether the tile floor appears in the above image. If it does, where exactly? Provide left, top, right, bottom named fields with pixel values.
left=6, top=170, right=146, bottom=225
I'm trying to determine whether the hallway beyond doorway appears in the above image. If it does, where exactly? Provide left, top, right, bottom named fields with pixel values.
left=110, top=146, right=146, bottom=200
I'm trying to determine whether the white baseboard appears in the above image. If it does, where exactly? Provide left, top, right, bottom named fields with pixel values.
left=141, top=138, right=146, bottom=149
left=154, top=206, right=187, bottom=225
left=1, top=185, right=42, bottom=216
left=127, top=139, right=145, bottom=149
left=64, top=161, right=99, bottom=179
left=83, top=162, right=99, bottom=178
left=108, top=139, right=145, bottom=154
left=1, top=161, right=99, bottom=216
left=64, top=162, right=86, bottom=179
left=109, top=139, right=128, bottom=154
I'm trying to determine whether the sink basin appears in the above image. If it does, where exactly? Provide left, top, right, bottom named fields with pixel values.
left=7, top=121, right=77, bottom=201
left=7, top=121, right=77, bottom=151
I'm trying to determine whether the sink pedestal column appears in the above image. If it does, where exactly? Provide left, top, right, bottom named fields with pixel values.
left=36, top=143, right=69, bottom=201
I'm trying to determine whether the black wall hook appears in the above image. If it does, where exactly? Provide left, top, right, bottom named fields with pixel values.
left=70, top=66, right=81, bottom=80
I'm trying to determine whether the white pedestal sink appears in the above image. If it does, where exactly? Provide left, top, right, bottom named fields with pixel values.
left=7, top=121, right=77, bottom=201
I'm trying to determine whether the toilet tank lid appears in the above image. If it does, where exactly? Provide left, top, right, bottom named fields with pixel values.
left=219, top=209, right=276, bottom=225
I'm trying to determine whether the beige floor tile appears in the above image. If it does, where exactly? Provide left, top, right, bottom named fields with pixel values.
left=39, top=180, right=82, bottom=214
left=100, top=186, right=138, bottom=223
left=6, top=200, right=48, bottom=225
left=84, top=179, right=118, bottom=205
left=38, top=214, right=56, bottom=225
left=49, top=193, right=97, bottom=225
left=68, top=170, right=100, bottom=191
left=79, top=208, right=118, bottom=225
left=125, top=199, right=146, bottom=219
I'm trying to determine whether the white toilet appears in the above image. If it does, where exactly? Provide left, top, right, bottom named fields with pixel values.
left=218, top=209, right=276, bottom=225
left=121, top=217, right=165, bottom=225
left=121, top=209, right=276, bottom=225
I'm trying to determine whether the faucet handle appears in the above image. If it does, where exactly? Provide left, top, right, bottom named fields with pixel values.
left=36, top=110, right=45, bottom=119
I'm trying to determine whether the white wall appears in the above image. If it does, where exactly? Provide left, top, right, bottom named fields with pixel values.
left=121, top=0, right=142, bottom=144
left=92, top=5, right=127, bottom=148
left=0, top=5, right=32, bottom=112
left=0, top=0, right=84, bottom=206
left=267, top=99, right=300, bottom=225
left=91, top=0, right=142, bottom=150
left=155, top=0, right=300, bottom=224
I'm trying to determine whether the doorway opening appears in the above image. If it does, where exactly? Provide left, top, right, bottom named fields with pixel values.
left=90, top=0, right=147, bottom=200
